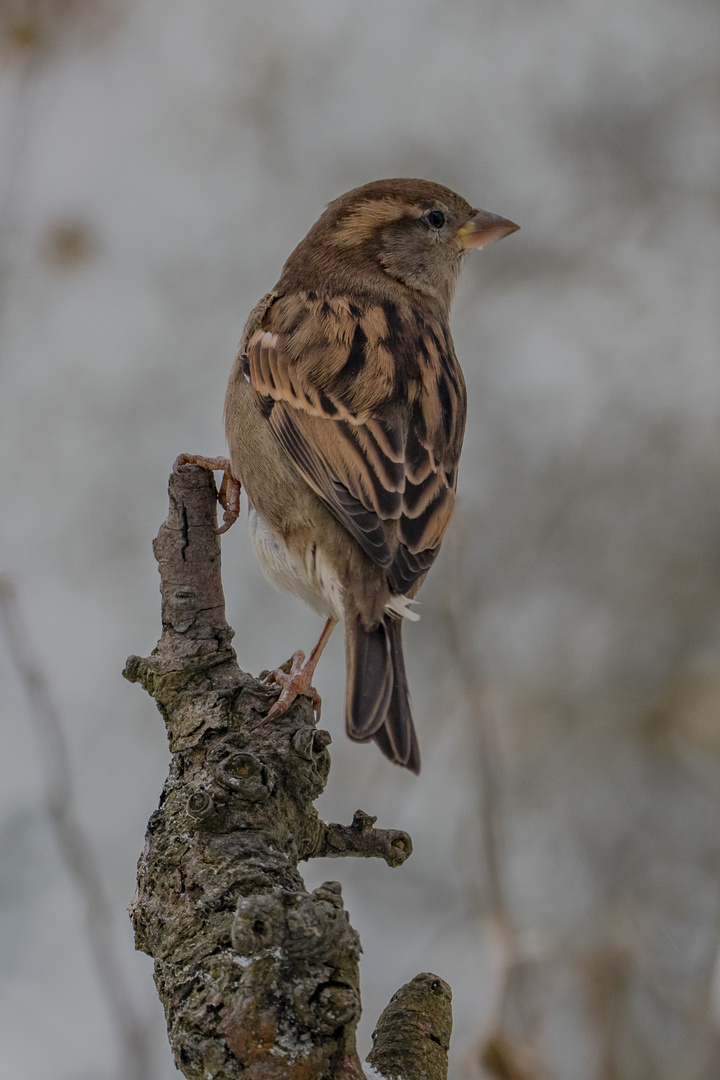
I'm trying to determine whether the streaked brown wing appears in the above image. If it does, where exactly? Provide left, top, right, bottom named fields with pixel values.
left=244, top=291, right=466, bottom=593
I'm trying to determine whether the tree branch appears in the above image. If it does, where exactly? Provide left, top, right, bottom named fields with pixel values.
left=124, top=465, right=450, bottom=1079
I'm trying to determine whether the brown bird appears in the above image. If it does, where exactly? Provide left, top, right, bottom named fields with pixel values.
left=179, top=179, right=518, bottom=773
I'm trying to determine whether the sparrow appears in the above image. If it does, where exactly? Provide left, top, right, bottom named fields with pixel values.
left=178, top=179, right=518, bottom=773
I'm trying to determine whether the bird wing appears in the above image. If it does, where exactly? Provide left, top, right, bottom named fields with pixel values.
left=243, top=291, right=466, bottom=593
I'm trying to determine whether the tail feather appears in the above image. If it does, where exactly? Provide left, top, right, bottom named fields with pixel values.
left=344, top=615, right=393, bottom=740
left=372, top=721, right=420, bottom=775
left=374, top=619, right=420, bottom=774
left=344, top=614, right=420, bottom=774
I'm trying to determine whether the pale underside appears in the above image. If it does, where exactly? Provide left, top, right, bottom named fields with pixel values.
left=248, top=506, right=419, bottom=624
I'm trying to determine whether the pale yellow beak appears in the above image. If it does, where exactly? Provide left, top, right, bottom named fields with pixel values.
left=456, top=209, right=520, bottom=251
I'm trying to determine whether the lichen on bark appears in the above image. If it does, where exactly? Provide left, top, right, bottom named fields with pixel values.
left=125, top=465, right=450, bottom=1079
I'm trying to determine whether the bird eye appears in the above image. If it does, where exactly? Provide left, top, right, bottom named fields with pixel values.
left=425, top=210, right=446, bottom=230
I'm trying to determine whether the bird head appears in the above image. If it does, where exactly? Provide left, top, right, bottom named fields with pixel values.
left=278, top=178, right=519, bottom=313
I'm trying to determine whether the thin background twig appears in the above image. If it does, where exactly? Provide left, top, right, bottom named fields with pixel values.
left=0, top=575, right=151, bottom=1080
left=441, top=526, right=547, bottom=1080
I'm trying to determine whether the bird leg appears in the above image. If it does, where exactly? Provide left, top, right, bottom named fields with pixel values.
left=263, top=617, right=337, bottom=721
left=173, top=453, right=241, bottom=533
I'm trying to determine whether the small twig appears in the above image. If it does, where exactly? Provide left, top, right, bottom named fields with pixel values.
left=0, top=576, right=152, bottom=1080
left=311, top=809, right=413, bottom=867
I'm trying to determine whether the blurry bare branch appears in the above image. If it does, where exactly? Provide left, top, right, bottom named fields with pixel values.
left=442, top=522, right=513, bottom=934
left=0, top=575, right=152, bottom=1080
left=441, top=526, right=546, bottom=1080
left=0, top=43, right=38, bottom=334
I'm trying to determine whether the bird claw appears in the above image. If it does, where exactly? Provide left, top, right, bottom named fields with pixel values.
left=216, top=470, right=242, bottom=533
left=172, top=453, right=241, bottom=533
left=262, top=650, right=323, bottom=721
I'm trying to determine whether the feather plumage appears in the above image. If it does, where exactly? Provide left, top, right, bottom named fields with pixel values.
left=243, top=290, right=466, bottom=594
left=222, top=178, right=518, bottom=770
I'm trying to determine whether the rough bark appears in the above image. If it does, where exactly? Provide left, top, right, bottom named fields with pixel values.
left=366, top=973, right=453, bottom=1080
left=124, top=465, right=451, bottom=1079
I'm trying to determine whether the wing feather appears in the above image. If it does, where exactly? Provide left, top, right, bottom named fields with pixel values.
left=244, top=291, right=466, bottom=592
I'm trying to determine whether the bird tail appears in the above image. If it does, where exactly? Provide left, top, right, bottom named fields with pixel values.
left=344, top=614, right=421, bottom=774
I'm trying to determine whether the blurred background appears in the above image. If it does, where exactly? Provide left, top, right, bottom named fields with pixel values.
left=1, top=0, right=719, bottom=1077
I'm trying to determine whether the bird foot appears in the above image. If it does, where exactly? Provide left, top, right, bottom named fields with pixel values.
left=173, top=453, right=241, bottom=533
left=262, top=650, right=323, bottom=721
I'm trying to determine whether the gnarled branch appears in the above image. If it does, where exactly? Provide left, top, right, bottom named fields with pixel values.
left=124, top=465, right=450, bottom=1079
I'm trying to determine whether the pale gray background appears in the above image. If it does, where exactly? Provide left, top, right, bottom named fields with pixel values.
left=1, top=1, right=719, bottom=1077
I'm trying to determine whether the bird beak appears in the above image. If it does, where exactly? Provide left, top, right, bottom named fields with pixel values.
left=456, top=209, right=520, bottom=251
